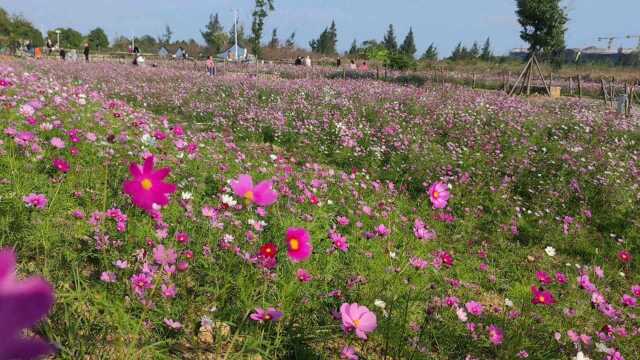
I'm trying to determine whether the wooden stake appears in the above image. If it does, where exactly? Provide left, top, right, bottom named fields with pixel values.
left=472, top=73, right=476, bottom=89
left=578, top=75, right=583, bottom=98
left=569, top=77, right=574, bottom=96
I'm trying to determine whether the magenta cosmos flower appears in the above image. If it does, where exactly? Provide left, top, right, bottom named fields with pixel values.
left=23, top=194, right=48, bottom=209
left=428, top=182, right=450, bottom=209
left=230, top=174, right=278, bottom=207
left=250, top=307, right=283, bottom=323
left=52, top=158, right=70, bottom=173
left=340, top=303, right=377, bottom=340
left=531, top=286, right=556, bottom=306
left=123, top=155, right=176, bottom=212
left=285, top=228, right=312, bottom=263
left=488, top=324, right=504, bottom=345
left=0, top=248, right=55, bottom=359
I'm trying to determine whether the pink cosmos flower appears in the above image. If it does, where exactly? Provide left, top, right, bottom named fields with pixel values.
left=340, top=303, right=377, bottom=340
left=621, top=294, right=637, bottom=307
left=130, top=273, right=153, bottom=297
left=250, top=307, right=283, bottom=323
left=632, top=285, right=640, bottom=297
left=340, top=346, right=358, bottom=360
left=0, top=249, right=55, bottom=359
left=123, top=155, right=177, bottom=212
left=285, top=228, right=312, bottom=263
left=296, top=268, right=312, bottom=282
left=410, top=256, right=428, bottom=270
left=488, top=324, right=504, bottom=345
left=536, top=271, right=552, bottom=285
left=531, top=286, right=556, bottom=306
left=164, top=318, right=183, bottom=330
left=465, top=301, right=484, bottom=316
left=230, top=174, right=278, bottom=207
left=161, top=283, right=177, bottom=299
left=330, top=231, right=349, bottom=252
left=50, top=137, right=65, bottom=149
left=100, top=272, right=117, bottom=283
left=555, top=272, right=567, bottom=285
left=428, top=182, right=450, bottom=209
left=175, top=232, right=190, bottom=245
left=153, top=245, right=177, bottom=266
left=52, top=158, right=70, bottom=173
left=23, top=193, right=48, bottom=209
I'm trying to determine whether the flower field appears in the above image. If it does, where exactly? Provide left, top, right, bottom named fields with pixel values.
left=1, top=59, right=640, bottom=359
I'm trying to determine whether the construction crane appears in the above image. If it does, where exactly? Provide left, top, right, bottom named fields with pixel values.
left=626, top=35, right=640, bottom=49
left=597, top=36, right=620, bottom=50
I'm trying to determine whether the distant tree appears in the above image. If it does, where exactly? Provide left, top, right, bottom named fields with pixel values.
left=421, top=43, right=438, bottom=60
left=202, top=14, right=228, bottom=54
left=134, top=35, right=159, bottom=52
left=160, top=25, right=173, bottom=46
left=250, top=0, right=275, bottom=57
left=10, top=15, right=43, bottom=47
left=480, top=37, right=493, bottom=61
left=450, top=42, right=463, bottom=60
left=0, top=8, right=11, bottom=38
left=309, top=20, right=338, bottom=55
left=111, top=36, right=130, bottom=51
left=268, top=28, right=279, bottom=48
left=515, top=0, right=567, bottom=60
left=469, top=41, right=480, bottom=58
left=87, top=27, right=109, bottom=50
left=382, top=24, right=398, bottom=53
left=348, top=39, right=358, bottom=55
left=284, top=31, right=295, bottom=48
left=399, top=27, right=417, bottom=58
left=47, top=28, right=82, bottom=48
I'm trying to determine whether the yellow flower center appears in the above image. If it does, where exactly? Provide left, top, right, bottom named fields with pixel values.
left=264, top=314, right=272, bottom=321
left=353, top=319, right=361, bottom=328
left=433, top=191, right=439, bottom=199
left=141, top=178, right=153, bottom=190
left=289, top=238, right=300, bottom=251
left=538, top=295, right=546, bottom=303
left=244, top=191, right=254, bottom=201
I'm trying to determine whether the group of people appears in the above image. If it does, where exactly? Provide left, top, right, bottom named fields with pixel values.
left=57, top=43, right=91, bottom=62
left=343, top=58, right=368, bottom=71
left=294, top=56, right=312, bottom=67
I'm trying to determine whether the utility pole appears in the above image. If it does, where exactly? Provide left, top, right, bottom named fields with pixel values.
left=234, top=9, right=239, bottom=61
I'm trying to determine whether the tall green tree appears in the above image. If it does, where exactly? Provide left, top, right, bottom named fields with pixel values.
left=250, top=0, right=275, bottom=57
left=469, top=41, right=480, bottom=58
left=10, top=15, right=43, bottom=47
left=515, top=0, right=568, bottom=59
left=399, top=27, right=416, bottom=58
left=284, top=32, right=295, bottom=49
left=48, top=28, right=83, bottom=48
left=421, top=43, right=438, bottom=60
left=160, top=25, right=173, bottom=46
left=0, top=8, right=11, bottom=38
left=87, top=27, right=109, bottom=50
left=268, top=28, right=279, bottom=48
left=383, top=24, right=398, bottom=53
left=480, top=37, right=493, bottom=61
left=202, top=14, right=228, bottom=54
left=348, top=39, right=358, bottom=55
left=309, top=20, right=338, bottom=55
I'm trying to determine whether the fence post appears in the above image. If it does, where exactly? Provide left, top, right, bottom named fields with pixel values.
left=472, top=73, right=476, bottom=89
left=578, top=75, right=582, bottom=98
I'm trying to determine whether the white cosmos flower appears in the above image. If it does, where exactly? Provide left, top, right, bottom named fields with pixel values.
left=572, top=351, right=591, bottom=360
left=374, top=299, right=386, bottom=309
left=545, top=246, right=556, bottom=257
left=181, top=192, right=193, bottom=200
left=221, top=194, right=237, bottom=207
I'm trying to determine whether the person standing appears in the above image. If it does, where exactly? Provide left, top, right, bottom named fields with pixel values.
left=83, top=43, right=90, bottom=62
left=46, top=39, right=53, bottom=55
left=336, top=58, right=341, bottom=67
left=59, top=48, right=66, bottom=61
left=349, top=59, right=357, bottom=70
left=206, top=56, right=216, bottom=76
left=304, top=55, right=311, bottom=67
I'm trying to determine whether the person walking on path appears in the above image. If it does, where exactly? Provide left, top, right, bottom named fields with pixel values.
left=83, top=43, right=90, bottom=62
left=59, top=48, right=66, bottom=61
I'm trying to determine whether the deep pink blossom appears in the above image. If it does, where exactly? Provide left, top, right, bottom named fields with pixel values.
left=531, top=286, right=556, bottom=306
left=0, top=249, right=55, bottom=359
left=488, top=324, right=504, bottom=345
left=250, top=307, right=283, bottom=323
left=123, top=155, right=176, bottom=212
left=23, top=193, right=48, bottom=209
left=285, top=228, right=312, bottom=263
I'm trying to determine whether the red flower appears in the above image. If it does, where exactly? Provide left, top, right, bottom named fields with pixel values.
left=259, top=242, right=278, bottom=259
left=618, top=250, right=632, bottom=264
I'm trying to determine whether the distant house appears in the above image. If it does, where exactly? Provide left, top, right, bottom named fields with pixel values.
left=217, top=44, right=251, bottom=61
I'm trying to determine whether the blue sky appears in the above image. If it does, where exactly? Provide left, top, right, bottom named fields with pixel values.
left=2, top=0, right=640, bottom=56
